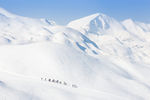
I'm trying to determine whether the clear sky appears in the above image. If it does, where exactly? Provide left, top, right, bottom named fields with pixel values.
left=0, top=0, right=150, bottom=25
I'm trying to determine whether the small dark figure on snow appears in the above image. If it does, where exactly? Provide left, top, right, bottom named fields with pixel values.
left=44, top=78, right=47, bottom=81
left=56, top=80, right=59, bottom=83
left=59, top=81, right=62, bottom=84
left=52, top=79, right=55, bottom=82
left=48, top=79, right=51, bottom=82
left=63, top=81, right=67, bottom=85
left=72, top=84, right=78, bottom=88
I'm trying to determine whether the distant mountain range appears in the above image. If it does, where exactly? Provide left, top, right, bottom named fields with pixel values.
left=0, top=7, right=150, bottom=100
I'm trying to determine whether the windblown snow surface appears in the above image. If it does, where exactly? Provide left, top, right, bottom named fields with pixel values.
left=0, top=8, right=150, bottom=100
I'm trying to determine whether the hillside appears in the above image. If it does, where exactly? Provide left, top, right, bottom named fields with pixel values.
left=0, top=8, right=150, bottom=100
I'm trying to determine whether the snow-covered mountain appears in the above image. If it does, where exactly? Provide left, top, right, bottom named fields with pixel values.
left=0, top=7, right=56, bottom=44
left=68, top=13, right=150, bottom=64
left=0, top=8, right=150, bottom=100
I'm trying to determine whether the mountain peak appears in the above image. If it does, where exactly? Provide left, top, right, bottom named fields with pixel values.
left=88, top=13, right=109, bottom=18
left=67, top=13, right=114, bottom=34
left=85, top=13, right=100, bottom=19
left=0, top=7, right=7, bottom=12
left=0, top=7, right=16, bottom=18
left=68, top=13, right=106, bottom=24
left=122, top=18, right=134, bottom=24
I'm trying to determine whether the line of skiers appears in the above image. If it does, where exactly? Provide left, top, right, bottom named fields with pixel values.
left=41, top=78, right=78, bottom=88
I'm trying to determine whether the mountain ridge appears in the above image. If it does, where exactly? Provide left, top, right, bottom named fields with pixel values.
left=0, top=7, right=150, bottom=100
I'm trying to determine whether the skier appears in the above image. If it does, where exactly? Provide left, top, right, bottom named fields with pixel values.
left=44, top=78, right=47, bottom=81
left=59, top=81, right=62, bottom=84
left=63, top=81, right=67, bottom=85
left=72, top=84, right=78, bottom=88
left=56, top=80, right=59, bottom=83
left=48, top=79, right=51, bottom=82
left=52, top=79, right=55, bottom=82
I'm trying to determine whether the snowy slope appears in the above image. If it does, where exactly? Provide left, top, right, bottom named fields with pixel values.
left=0, top=8, right=150, bottom=100
left=68, top=13, right=150, bottom=64
left=0, top=70, right=130, bottom=100
left=0, top=8, right=56, bottom=44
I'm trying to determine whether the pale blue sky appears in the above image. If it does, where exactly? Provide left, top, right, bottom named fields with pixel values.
left=0, top=0, right=150, bottom=25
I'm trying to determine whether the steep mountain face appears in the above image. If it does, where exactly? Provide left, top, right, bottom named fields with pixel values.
left=0, top=8, right=150, bottom=100
left=68, top=13, right=122, bottom=35
left=68, top=13, right=150, bottom=64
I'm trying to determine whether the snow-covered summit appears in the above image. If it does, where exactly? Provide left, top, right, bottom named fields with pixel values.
left=68, top=13, right=119, bottom=34
left=0, top=7, right=17, bottom=18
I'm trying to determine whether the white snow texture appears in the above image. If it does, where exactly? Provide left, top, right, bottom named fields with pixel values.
left=0, top=7, right=150, bottom=100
